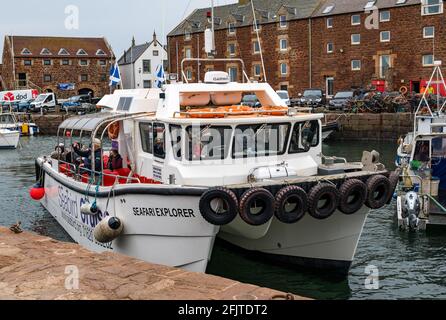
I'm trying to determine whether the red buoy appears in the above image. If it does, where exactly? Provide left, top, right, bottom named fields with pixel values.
left=30, top=187, right=45, bottom=201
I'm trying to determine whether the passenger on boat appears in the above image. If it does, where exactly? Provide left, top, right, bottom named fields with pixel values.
left=50, top=143, right=72, bottom=163
left=107, top=149, right=123, bottom=170
left=72, top=138, right=102, bottom=173
left=414, top=141, right=430, bottom=162
left=154, top=138, right=164, bottom=157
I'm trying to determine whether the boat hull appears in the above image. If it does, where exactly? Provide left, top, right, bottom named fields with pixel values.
left=219, top=207, right=369, bottom=276
left=0, top=130, right=20, bottom=149
left=39, top=161, right=219, bottom=273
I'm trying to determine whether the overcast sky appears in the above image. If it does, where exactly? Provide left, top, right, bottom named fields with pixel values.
left=0, top=0, right=237, bottom=62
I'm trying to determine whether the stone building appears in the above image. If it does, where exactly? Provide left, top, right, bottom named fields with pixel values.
left=1, top=36, right=115, bottom=99
left=167, top=0, right=446, bottom=98
left=118, top=32, right=168, bottom=89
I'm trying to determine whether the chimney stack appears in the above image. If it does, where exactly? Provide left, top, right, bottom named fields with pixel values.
left=153, top=30, right=157, bottom=46
left=131, top=36, right=136, bottom=47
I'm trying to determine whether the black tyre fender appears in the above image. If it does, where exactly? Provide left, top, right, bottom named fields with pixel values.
left=274, top=185, right=308, bottom=224
left=338, top=179, right=368, bottom=215
left=365, top=175, right=391, bottom=209
left=308, top=183, right=340, bottom=220
left=386, top=170, right=400, bottom=204
left=199, top=187, right=238, bottom=226
left=239, top=188, right=275, bottom=226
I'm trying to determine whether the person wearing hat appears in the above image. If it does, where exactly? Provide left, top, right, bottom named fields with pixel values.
left=72, top=138, right=103, bottom=173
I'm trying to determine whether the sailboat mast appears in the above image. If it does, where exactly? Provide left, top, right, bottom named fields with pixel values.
left=211, top=0, right=215, bottom=52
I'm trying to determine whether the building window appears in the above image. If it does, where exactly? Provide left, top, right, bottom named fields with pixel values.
left=280, top=39, right=288, bottom=51
left=228, top=67, right=238, bottom=82
left=186, top=69, right=193, bottom=80
left=43, top=59, right=52, bottom=66
left=80, top=74, right=88, bottom=82
left=153, top=50, right=159, bottom=56
left=58, top=48, right=69, bottom=56
left=351, top=34, right=361, bottom=45
left=421, top=0, right=443, bottom=15
left=379, top=55, right=391, bottom=78
left=79, top=60, right=89, bottom=66
left=323, top=4, right=335, bottom=14
left=100, top=74, right=107, bottom=81
left=99, top=60, right=107, bottom=66
left=21, top=48, right=32, bottom=55
left=351, top=60, right=361, bottom=71
left=253, top=41, right=260, bottom=53
left=43, top=74, right=52, bottom=82
left=327, top=42, right=334, bottom=53
left=24, top=60, right=32, bottom=66
left=279, top=15, right=287, bottom=28
left=77, top=49, right=88, bottom=56
left=380, top=10, right=390, bottom=22
left=380, top=31, right=390, bottom=42
left=424, top=26, right=435, bottom=38
left=351, top=14, right=361, bottom=25
left=185, top=30, right=191, bottom=40
left=185, top=48, right=192, bottom=59
left=142, top=60, right=151, bottom=73
left=40, top=48, right=52, bottom=55
left=364, top=1, right=376, bottom=9
left=96, top=49, right=106, bottom=56
left=228, top=22, right=236, bottom=34
left=62, top=59, right=70, bottom=66
left=143, top=80, right=151, bottom=88
left=326, top=17, right=333, bottom=28
left=254, top=64, right=261, bottom=77
left=280, top=63, right=288, bottom=75
left=253, top=19, right=260, bottom=31
left=228, top=43, right=236, bottom=56
left=423, top=54, right=434, bottom=67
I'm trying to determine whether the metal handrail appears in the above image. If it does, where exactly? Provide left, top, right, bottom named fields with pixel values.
left=180, top=58, right=250, bottom=84
left=173, top=109, right=288, bottom=118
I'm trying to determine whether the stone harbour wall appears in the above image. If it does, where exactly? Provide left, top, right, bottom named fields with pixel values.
left=325, top=113, right=414, bottom=141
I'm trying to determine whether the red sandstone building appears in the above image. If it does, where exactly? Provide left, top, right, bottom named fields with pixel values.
left=1, top=36, right=115, bottom=98
left=168, top=0, right=446, bottom=97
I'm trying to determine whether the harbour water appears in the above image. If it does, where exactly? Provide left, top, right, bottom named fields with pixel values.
left=1, top=136, right=446, bottom=299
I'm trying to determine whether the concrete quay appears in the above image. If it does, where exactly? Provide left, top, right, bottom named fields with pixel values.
left=0, top=227, right=307, bottom=300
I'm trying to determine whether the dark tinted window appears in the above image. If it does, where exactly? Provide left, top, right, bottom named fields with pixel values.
left=139, top=122, right=153, bottom=154
left=170, top=125, right=182, bottom=160
left=289, top=121, right=320, bottom=154
left=153, top=123, right=166, bottom=159
left=186, top=125, right=232, bottom=161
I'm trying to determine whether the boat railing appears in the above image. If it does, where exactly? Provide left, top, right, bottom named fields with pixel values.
left=180, top=58, right=250, bottom=84
left=173, top=108, right=290, bottom=118
left=56, top=159, right=142, bottom=185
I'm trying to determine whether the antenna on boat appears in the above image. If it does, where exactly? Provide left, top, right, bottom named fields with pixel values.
left=250, top=0, right=267, bottom=82
left=413, top=60, right=446, bottom=134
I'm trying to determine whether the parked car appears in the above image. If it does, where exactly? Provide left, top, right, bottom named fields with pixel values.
left=276, top=90, right=291, bottom=107
left=241, top=94, right=261, bottom=108
left=62, top=94, right=92, bottom=112
left=328, top=91, right=355, bottom=110
left=297, top=89, right=326, bottom=107
left=30, top=93, right=57, bottom=113
left=17, top=99, right=35, bottom=112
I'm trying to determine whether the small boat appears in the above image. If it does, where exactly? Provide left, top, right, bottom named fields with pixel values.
left=395, top=61, right=446, bottom=231
left=0, top=112, right=20, bottom=149
left=15, top=113, right=39, bottom=136
left=33, top=63, right=397, bottom=275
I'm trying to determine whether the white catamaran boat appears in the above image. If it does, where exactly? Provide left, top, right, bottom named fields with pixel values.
left=34, top=59, right=397, bottom=275
left=0, top=112, right=20, bottom=149
left=396, top=61, right=446, bottom=231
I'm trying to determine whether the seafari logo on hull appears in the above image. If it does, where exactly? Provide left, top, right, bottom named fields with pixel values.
left=133, top=207, right=196, bottom=218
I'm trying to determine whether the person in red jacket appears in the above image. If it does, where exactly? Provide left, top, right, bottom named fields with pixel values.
left=107, top=149, right=123, bottom=171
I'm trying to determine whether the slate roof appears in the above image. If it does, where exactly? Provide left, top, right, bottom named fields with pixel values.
left=118, top=39, right=165, bottom=65
left=168, top=0, right=324, bottom=37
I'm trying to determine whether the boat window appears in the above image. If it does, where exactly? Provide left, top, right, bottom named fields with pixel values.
left=170, top=125, right=182, bottom=160
left=153, top=123, right=166, bottom=159
left=186, top=125, right=232, bottom=161
left=139, top=122, right=153, bottom=154
left=413, top=140, right=430, bottom=162
left=289, top=121, right=320, bottom=153
left=432, top=137, right=446, bottom=159
left=0, top=115, right=15, bottom=124
left=232, top=123, right=290, bottom=158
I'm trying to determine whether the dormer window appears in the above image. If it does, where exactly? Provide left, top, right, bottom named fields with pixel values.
left=323, top=4, right=335, bottom=14
left=21, top=48, right=32, bottom=55
left=185, top=30, right=191, bottom=41
left=228, top=22, right=236, bottom=34
left=40, top=48, right=52, bottom=55
left=279, top=15, right=287, bottom=28
left=364, top=1, right=376, bottom=10
left=421, top=0, right=443, bottom=15
left=77, top=49, right=88, bottom=56
left=58, top=48, right=70, bottom=55
left=96, top=49, right=106, bottom=56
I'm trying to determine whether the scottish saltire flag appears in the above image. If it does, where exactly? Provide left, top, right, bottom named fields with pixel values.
left=109, top=62, right=121, bottom=86
left=155, top=64, right=165, bottom=88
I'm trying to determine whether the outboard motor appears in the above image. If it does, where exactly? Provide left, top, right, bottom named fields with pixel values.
left=402, top=192, right=420, bottom=231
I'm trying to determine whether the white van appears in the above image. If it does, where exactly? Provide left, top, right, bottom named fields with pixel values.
left=30, top=93, right=57, bottom=113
